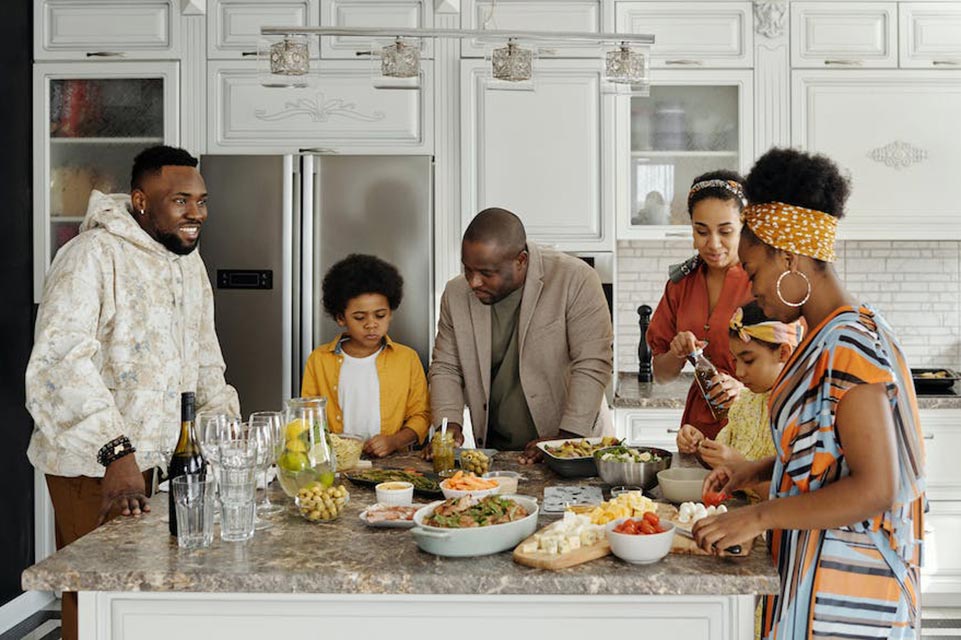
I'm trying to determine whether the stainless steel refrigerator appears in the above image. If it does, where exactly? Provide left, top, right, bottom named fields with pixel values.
left=198, top=154, right=433, bottom=414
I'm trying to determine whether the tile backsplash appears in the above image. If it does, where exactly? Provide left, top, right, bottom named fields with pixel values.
left=616, top=240, right=961, bottom=372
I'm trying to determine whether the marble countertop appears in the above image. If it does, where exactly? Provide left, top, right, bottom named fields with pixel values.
left=614, top=372, right=961, bottom=410
left=22, top=453, right=779, bottom=597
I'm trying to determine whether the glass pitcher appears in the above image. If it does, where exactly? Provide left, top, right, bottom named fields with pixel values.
left=277, top=397, right=337, bottom=497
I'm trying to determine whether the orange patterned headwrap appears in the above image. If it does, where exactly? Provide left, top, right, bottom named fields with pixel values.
left=729, top=307, right=802, bottom=348
left=741, top=202, right=838, bottom=263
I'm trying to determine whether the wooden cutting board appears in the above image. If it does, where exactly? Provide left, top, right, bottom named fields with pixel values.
left=512, top=530, right=611, bottom=570
left=655, top=503, right=752, bottom=557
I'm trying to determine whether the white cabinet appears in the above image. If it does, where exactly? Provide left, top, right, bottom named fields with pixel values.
left=207, top=0, right=320, bottom=60
left=899, top=3, right=961, bottom=68
left=615, top=408, right=683, bottom=451
left=791, top=2, right=897, bottom=68
left=919, top=409, right=961, bottom=502
left=460, top=0, right=601, bottom=58
left=916, top=410, right=960, bottom=600
left=208, top=61, right=433, bottom=154
left=616, top=69, right=753, bottom=240
left=460, top=59, right=613, bottom=251
left=615, top=2, right=753, bottom=69
left=792, top=70, right=961, bottom=239
left=32, top=61, right=180, bottom=301
left=923, top=500, right=961, bottom=602
left=320, top=0, right=434, bottom=59
left=35, top=0, right=181, bottom=60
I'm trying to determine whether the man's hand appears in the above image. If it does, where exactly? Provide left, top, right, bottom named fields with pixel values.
left=97, top=454, right=149, bottom=526
left=421, top=423, right=464, bottom=460
left=518, top=430, right=580, bottom=465
left=676, top=424, right=704, bottom=454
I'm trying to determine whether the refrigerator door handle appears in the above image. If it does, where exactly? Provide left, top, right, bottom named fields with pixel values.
left=300, top=154, right=315, bottom=375
left=282, top=155, right=295, bottom=400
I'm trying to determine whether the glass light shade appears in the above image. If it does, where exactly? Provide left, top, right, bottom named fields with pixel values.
left=605, top=45, right=647, bottom=84
left=269, top=35, right=310, bottom=76
left=491, top=40, right=533, bottom=82
left=381, top=39, right=421, bottom=78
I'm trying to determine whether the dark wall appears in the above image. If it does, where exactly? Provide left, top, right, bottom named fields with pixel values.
left=0, top=0, right=36, bottom=607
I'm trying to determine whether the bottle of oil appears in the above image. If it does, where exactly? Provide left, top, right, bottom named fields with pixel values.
left=168, top=391, right=207, bottom=536
left=688, top=349, right=728, bottom=421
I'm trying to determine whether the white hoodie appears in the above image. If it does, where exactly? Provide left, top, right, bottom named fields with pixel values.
left=26, top=191, right=240, bottom=477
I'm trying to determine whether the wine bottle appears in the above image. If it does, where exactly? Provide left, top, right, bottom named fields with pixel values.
left=168, top=391, right=206, bottom=537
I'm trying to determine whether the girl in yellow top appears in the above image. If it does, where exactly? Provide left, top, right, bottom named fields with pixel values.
left=677, top=301, right=802, bottom=472
left=301, top=254, right=430, bottom=457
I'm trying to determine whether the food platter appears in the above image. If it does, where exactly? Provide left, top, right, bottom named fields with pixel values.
left=911, top=368, right=960, bottom=394
left=358, top=503, right=425, bottom=529
left=536, top=437, right=621, bottom=478
left=344, top=468, right=442, bottom=497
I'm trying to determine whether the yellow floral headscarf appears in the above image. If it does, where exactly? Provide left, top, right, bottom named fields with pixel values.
left=741, top=202, right=838, bottom=263
left=729, top=307, right=803, bottom=347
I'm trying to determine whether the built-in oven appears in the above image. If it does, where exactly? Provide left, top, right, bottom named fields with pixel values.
left=569, top=252, right=614, bottom=320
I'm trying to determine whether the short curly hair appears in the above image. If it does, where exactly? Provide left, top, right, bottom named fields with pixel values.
left=687, top=169, right=747, bottom=217
left=130, top=145, right=198, bottom=190
left=744, top=148, right=850, bottom=218
left=321, top=254, right=404, bottom=319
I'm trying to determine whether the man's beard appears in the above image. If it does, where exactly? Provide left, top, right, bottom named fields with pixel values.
left=156, top=230, right=199, bottom=256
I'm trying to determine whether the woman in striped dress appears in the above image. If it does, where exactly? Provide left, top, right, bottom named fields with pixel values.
left=693, top=148, right=926, bottom=640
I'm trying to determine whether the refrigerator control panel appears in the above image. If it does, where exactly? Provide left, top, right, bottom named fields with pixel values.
left=217, top=269, right=272, bottom=290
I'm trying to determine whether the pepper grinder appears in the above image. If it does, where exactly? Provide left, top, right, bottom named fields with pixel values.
left=637, top=305, right=653, bottom=382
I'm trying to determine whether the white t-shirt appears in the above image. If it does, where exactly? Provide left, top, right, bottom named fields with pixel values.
left=338, top=348, right=382, bottom=439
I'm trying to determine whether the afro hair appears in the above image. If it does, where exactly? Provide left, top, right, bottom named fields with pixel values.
left=321, top=254, right=404, bottom=319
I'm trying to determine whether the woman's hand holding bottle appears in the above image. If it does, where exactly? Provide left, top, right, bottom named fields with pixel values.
left=669, top=331, right=705, bottom=361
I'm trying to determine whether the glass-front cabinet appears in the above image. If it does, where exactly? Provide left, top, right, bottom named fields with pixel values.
left=33, top=62, right=179, bottom=301
left=616, top=69, right=753, bottom=239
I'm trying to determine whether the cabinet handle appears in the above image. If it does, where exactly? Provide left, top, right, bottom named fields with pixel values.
left=241, top=51, right=259, bottom=57
left=298, top=147, right=338, bottom=154
left=823, top=59, right=863, bottom=66
left=932, top=60, right=961, bottom=66
left=85, top=51, right=124, bottom=58
left=666, top=428, right=680, bottom=434
left=924, top=433, right=934, bottom=441
left=665, top=59, right=703, bottom=66
left=665, top=230, right=692, bottom=238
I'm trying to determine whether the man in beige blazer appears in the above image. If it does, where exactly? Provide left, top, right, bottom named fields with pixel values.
left=429, top=208, right=614, bottom=463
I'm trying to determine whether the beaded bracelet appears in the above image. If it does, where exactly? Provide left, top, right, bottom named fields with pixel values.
left=97, top=435, right=136, bottom=467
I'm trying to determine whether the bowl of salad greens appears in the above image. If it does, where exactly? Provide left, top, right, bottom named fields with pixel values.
left=593, top=446, right=672, bottom=490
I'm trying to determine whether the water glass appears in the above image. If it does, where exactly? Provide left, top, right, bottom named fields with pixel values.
left=218, top=439, right=258, bottom=542
left=172, top=475, right=215, bottom=549
left=248, top=411, right=284, bottom=516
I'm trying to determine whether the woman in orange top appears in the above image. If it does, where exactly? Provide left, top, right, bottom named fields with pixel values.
left=301, top=254, right=430, bottom=457
left=646, top=171, right=753, bottom=439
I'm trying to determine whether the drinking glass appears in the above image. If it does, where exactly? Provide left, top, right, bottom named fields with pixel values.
left=243, top=420, right=273, bottom=530
left=197, top=413, right=242, bottom=521
left=248, top=411, right=284, bottom=516
left=218, top=438, right=258, bottom=542
left=172, top=475, right=215, bottom=549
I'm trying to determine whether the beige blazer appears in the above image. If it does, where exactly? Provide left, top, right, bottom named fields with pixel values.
left=429, top=242, right=614, bottom=447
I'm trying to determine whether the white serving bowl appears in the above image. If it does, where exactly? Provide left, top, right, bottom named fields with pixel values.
left=605, top=518, right=676, bottom=565
left=375, top=481, right=414, bottom=506
left=656, top=467, right=711, bottom=504
left=439, top=478, right=500, bottom=500
left=482, top=471, right=521, bottom=494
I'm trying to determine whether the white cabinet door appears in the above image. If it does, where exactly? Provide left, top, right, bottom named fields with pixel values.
left=460, top=0, right=601, bottom=58
left=208, top=61, right=433, bottom=154
left=460, top=59, right=613, bottom=251
left=615, top=409, right=683, bottom=451
left=792, top=70, right=961, bottom=239
left=922, top=501, right=961, bottom=599
left=615, top=2, right=753, bottom=69
left=320, top=0, right=433, bottom=59
left=208, top=0, right=320, bottom=60
left=33, top=61, right=180, bottom=301
left=900, top=3, right=961, bottom=68
left=919, top=410, right=961, bottom=502
left=791, top=2, right=897, bottom=68
left=36, top=0, right=180, bottom=60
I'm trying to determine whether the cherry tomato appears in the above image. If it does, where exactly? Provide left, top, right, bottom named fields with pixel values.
left=639, top=520, right=657, bottom=535
left=642, top=511, right=660, bottom=526
left=702, top=491, right=732, bottom=507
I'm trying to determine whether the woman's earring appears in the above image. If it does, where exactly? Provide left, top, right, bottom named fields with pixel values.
left=139, top=209, right=145, bottom=215
left=776, top=270, right=811, bottom=308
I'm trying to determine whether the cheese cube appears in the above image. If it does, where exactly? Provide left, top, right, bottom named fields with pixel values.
left=567, top=535, right=582, bottom=551
left=542, top=536, right=559, bottom=554
left=521, top=541, right=539, bottom=554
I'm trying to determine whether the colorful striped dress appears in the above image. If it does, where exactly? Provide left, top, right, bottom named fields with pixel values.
left=763, top=305, right=926, bottom=640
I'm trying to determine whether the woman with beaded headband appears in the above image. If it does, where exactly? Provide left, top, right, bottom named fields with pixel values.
left=694, top=148, right=926, bottom=640
left=647, top=171, right=754, bottom=440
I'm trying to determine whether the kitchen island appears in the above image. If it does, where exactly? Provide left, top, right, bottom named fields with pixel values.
left=22, top=453, right=778, bottom=640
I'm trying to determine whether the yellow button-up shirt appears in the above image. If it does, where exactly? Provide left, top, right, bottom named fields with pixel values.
left=301, top=335, right=430, bottom=443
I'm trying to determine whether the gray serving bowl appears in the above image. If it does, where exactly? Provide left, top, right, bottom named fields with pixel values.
left=535, top=437, right=609, bottom=478
left=409, top=495, right=539, bottom=557
left=593, top=447, right=672, bottom=490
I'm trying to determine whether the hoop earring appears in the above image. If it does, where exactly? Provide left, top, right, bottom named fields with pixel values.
left=776, top=270, right=811, bottom=308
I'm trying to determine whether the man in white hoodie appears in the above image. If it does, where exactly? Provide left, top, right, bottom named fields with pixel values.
left=25, top=146, right=239, bottom=640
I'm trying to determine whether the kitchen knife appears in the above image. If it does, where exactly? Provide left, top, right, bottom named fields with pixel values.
left=674, top=522, right=742, bottom=555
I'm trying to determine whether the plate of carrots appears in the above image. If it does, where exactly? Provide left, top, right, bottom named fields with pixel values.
left=439, top=471, right=501, bottom=499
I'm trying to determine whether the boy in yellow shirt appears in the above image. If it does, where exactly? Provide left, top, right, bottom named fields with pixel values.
left=301, top=254, right=430, bottom=457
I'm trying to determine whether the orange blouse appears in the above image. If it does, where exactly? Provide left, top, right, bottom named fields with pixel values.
left=646, top=260, right=753, bottom=439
